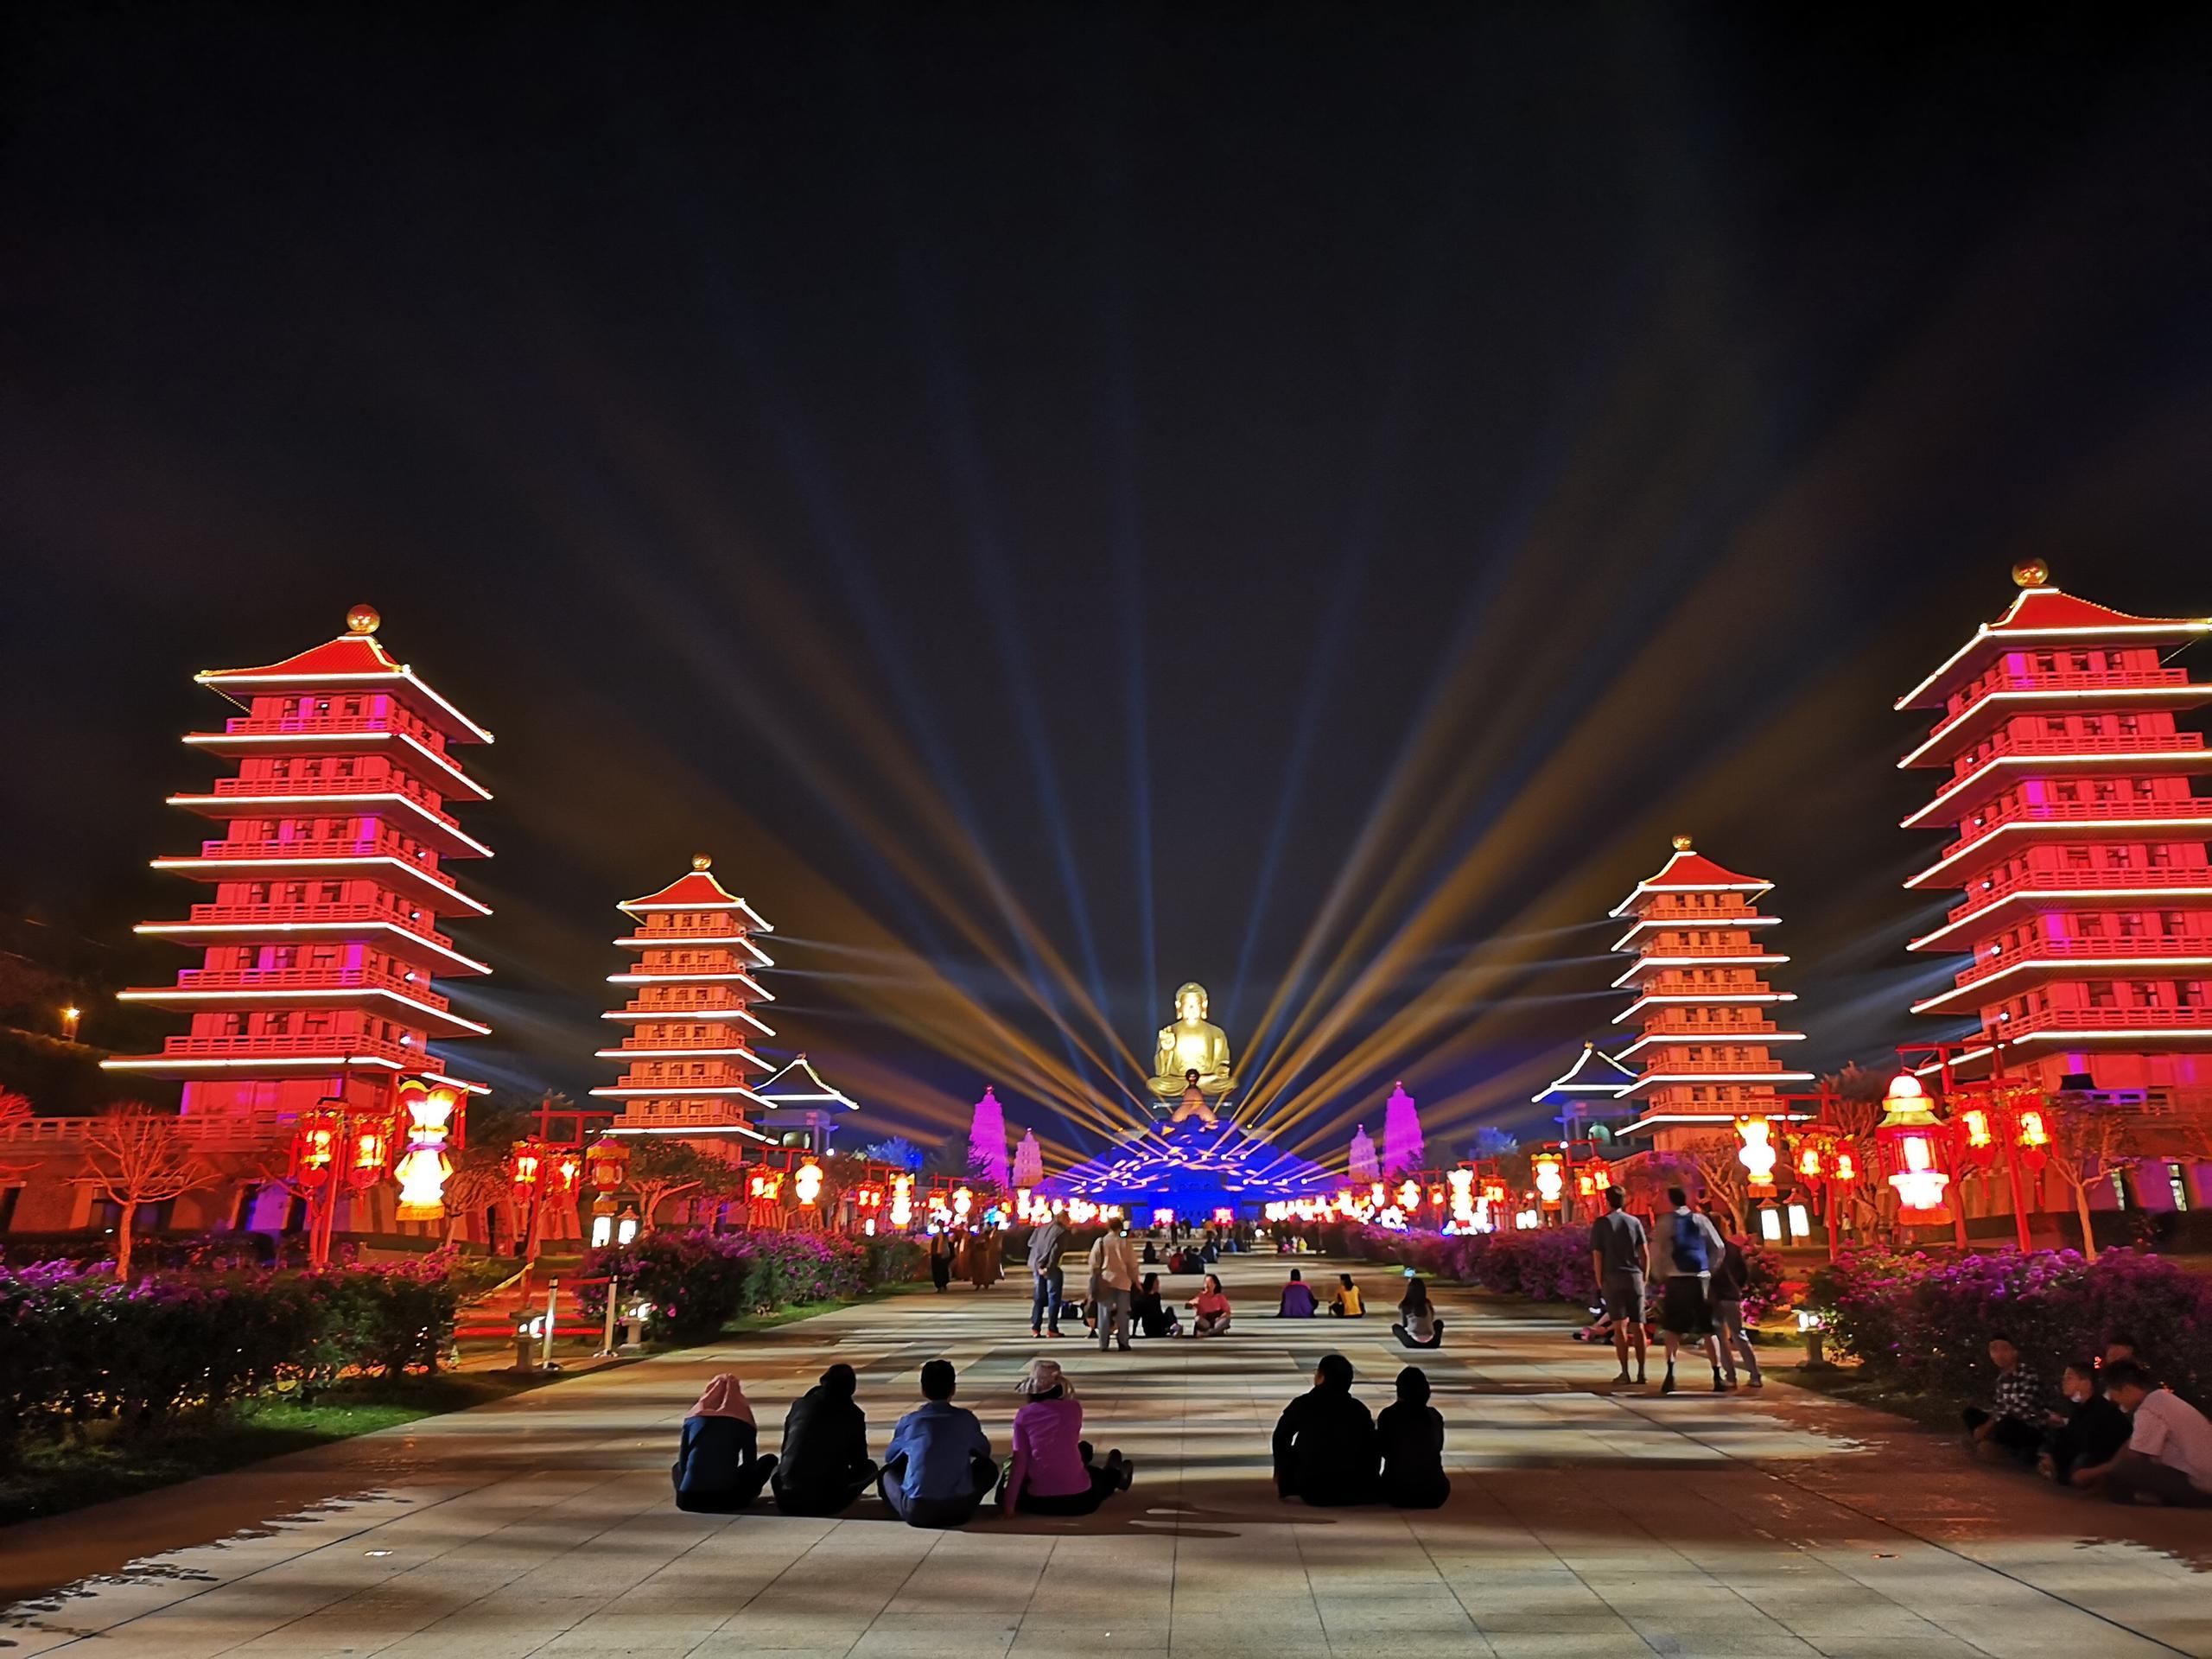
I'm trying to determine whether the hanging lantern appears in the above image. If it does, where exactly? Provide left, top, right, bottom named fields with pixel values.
left=795, top=1160, right=824, bottom=1206
left=1576, top=1172, right=1595, bottom=1198
left=1532, top=1152, right=1564, bottom=1206
left=550, top=1151, right=583, bottom=1196
left=509, top=1138, right=545, bottom=1202
left=1833, top=1150, right=1858, bottom=1185
left=889, top=1173, right=913, bottom=1228
left=292, top=1107, right=343, bottom=1190
left=1592, top=1166, right=1611, bottom=1192
left=1878, top=1072, right=1950, bottom=1217
left=951, top=1185, right=973, bottom=1220
left=1959, top=1106, right=1994, bottom=1154
left=2015, top=1105, right=2052, bottom=1175
left=1447, top=1166, right=1476, bottom=1226
left=346, top=1114, right=396, bottom=1191
left=392, top=1081, right=459, bottom=1222
left=1397, top=1179, right=1421, bottom=1211
left=1796, top=1141, right=1823, bottom=1180
left=586, top=1135, right=632, bottom=1193
left=1735, top=1116, right=1777, bottom=1189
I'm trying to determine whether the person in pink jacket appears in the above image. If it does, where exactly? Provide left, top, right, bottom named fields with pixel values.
left=999, top=1358, right=1134, bottom=1516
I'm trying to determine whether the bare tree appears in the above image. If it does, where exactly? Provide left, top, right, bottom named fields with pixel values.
left=1682, top=1133, right=1749, bottom=1233
left=2045, top=1096, right=2142, bottom=1262
left=77, top=1104, right=213, bottom=1279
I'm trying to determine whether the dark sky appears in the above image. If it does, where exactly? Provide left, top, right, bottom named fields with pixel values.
left=5, top=6, right=2212, bottom=1164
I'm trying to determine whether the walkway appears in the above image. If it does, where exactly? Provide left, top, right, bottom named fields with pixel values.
left=3, top=1255, right=2209, bottom=1658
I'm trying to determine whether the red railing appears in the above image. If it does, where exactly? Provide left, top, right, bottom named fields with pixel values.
left=221, top=709, right=450, bottom=753
left=1952, top=934, right=2212, bottom=988
left=1937, top=795, right=2212, bottom=861
left=181, top=900, right=454, bottom=948
left=187, top=836, right=456, bottom=888
left=174, top=965, right=451, bottom=1009
left=154, top=1033, right=416, bottom=1061
left=1945, top=865, right=2212, bottom=925
left=207, top=774, right=458, bottom=829
left=0, top=1112, right=293, bottom=1148
left=1987, top=1005, right=2212, bottom=1039
left=1930, top=665, right=2193, bottom=740
left=1950, top=729, right=2206, bottom=780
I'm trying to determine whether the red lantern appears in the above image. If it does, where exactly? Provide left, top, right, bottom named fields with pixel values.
left=550, top=1151, right=582, bottom=1196
left=586, top=1134, right=631, bottom=1192
left=510, top=1139, right=544, bottom=1198
left=292, top=1109, right=342, bottom=1190
left=1877, top=1073, right=1949, bottom=1217
left=2016, top=1107, right=2052, bottom=1175
left=1833, top=1150, right=1858, bottom=1185
left=347, top=1116, right=395, bottom=1190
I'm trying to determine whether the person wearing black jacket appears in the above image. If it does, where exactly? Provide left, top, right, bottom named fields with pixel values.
left=2041, top=1359, right=2130, bottom=1489
left=1377, top=1366, right=1449, bottom=1509
left=772, top=1363, right=878, bottom=1516
left=1273, top=1352, right=1379, bottom=1505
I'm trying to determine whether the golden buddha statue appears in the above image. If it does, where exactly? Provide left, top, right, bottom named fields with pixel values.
left=1147, top=982, right=1236, bottom=1107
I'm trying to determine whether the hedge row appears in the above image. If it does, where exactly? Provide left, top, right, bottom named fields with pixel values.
left=0, top=1257, right=457, bottom=1462
left=579, top=1227, right=926, bottom=1344
left=1340, top=1224, right=1789, bottom=1320
left=1808, top=1247, right=2212, bottom=1409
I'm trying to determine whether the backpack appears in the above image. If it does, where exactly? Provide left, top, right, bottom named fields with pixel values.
left=1668, top=1211, right=1714, bottom=1276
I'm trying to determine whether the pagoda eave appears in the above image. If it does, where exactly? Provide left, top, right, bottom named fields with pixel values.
left=1623, top=1071, right=1815, bottom=1096
left=615, top=934, right=774, bottom=967
left=1610, top=954, right=1786, bottom=988
left=149, top=854, right=489, bottom=914
left=1899, top=685, right=2212, bottom=766
left=605, top=970, right=772, bottom=1000
left=1620, top=1107, right=1814, bottom=1135
left=116, top=985, right=491, bottom=1037
left=592, top=1046, right=771, bottom=1067
left=166, top=791, right=493, bottom=859
left=1612, top=991, right=1797, bottom=1023
left=196, top=666, right=494, bottom=744
left=1609, top=915, right=1779, bottom=950
left=1902, top=751, right=2212, bottom=830
left=1906, top=812, right=2212, bottom=888
left=1910, top=886, right=2212, bottom=951
left=134, top=918, right=492, bottom=976
left=1912, top=957, right=2212, bottom=1013
left=1894, top=611, right=2212, bottom=711
left=2002, top=1027, right=2212, bottom=1051
left=1616, top=1029, right=1807, bottom=1056
left=600, top=1007, right=775, bottom=1034
left=601, top=1122, right=774, bottom=1141
left=181, top=728, right=492, bottom=800
left=588, top=1084, right=773, bottom=1103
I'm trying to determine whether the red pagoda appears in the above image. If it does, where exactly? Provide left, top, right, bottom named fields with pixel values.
left=594, top=856, right=776, bottom=1148
left=105, top=605, right=493, bottom=1116
left=1899, top=562, right=2212, bottom=1093
left=1608, top=837, right=1813, bottom=1149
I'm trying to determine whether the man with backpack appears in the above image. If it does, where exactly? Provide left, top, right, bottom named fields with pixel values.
left=1651, top=1186, right=1727, bottom=1395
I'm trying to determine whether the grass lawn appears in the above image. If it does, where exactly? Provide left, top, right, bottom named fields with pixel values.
left=0, top=1371, right=549, bottom=1529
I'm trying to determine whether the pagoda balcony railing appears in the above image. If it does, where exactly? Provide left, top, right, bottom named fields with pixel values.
left=1955, top=933, right=2212, bottom=988
left=183, top=900, right=454, bottom=949
left=1940, top=795, right=2212, bottom=859
left=0, top=1110, right=293, bottom=1148
left=615, top=1101, right=754, bottom=1125
left=191, top=835, right=454, bottom=885
left=606, top=1033, right=749, bottom=1051
left=1950, top=729, right=2206, bottom=780
left=1946, top=865, right=2212, bottom=924
left=1986, top=1006, right=2212, bottom=1040
left=1636, top=1058, right=1789, bottom=1075
left=1637, top=1019, right=1780, bottom=1037
left=209, top=774, right=457, bottom=827
left=220, top=709, right=452, bottom=753
left=1631, top=942, right=1776, bottom=961
left=1936, top=665, right=2194, bottom=735
left=154, top=1033, right=417, bottom=1062
left=632, top=994, right=753, bottom=1012
left=620, top=1068, right=753, bottom=1086
left=174, top=965, right=451, bottom=1009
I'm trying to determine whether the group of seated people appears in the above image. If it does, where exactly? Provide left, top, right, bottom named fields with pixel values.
left=1274, top=1354, right=1451, bottom=1509
left=1274, top=1269, right=1445, bottom=1348
left=1125, top=1271, right=1236, bottom=1338
left=671, top=1357, right=1135, bottom=1525
left=1962, top=1332, right=2212, bottom=1507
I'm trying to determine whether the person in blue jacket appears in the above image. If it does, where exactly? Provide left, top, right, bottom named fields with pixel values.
left=879, top=1359, right=996, bottom=1527
left=672, top=1373, right=777, bottom=1512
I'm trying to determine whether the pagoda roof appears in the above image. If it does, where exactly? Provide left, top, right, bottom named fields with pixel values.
left=616, top=861, right=773, bottom=931
left=1607, top=842, right=1772, bottom=917
left=1897, top=576, right=2212, bottom=711
left=1529, top=1043, right=1639, bottom=1104
left=198, top=614, right=493, bottom=744
left=754, top=1053, right=860, bottom=1112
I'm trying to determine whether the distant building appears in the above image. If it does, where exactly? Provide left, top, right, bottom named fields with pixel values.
left=753, top=1053, right=861, bottom=1153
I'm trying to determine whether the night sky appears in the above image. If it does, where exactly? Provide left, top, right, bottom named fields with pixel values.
left=6, top=8, right=2212, bottom=1164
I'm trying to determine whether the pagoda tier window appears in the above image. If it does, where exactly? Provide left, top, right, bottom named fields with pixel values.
left=2089, top=982, right=2116, bottom=1007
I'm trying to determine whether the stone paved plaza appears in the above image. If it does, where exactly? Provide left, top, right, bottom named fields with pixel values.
left=3, top=1255, right=2209, bottom=1658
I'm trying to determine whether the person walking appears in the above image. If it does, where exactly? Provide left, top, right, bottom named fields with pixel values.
left=1588, top=1186, right=1649, bottom=1385
left=1278, top=1268, right=1318, bottom=1317
left=1189, top=1272, right=1233, bottom=1337
left=929, top=1232, right=952, bottom=1293
left=672, top=1373, right=778, bottom=1512
left=1377, top=1365, right=1449, bottom=1509
left=879, top=1359, right=998, bottom=1527
left=772, top=1362, right=876, bottom=1516
left=1273, top=1352, right=1379, bottom=1505
left=1390, top=1276, right=1444, bottom=1350
left=1088, top=1215, right=1141, bottom=1352
left=1651, top=1186, right=1726, bottom=1395
left=1027, top=1211, right=1070, bottom=1338
left=1708, top=1236, right=1763, bottom=1390
left=1000, top=1358, right=1134, bottom=1515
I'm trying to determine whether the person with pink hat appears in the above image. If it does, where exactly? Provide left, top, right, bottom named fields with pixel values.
left=671, top=1373, right=778, bottom=1512
left=1000, top=1357, right=1133, bottom=1516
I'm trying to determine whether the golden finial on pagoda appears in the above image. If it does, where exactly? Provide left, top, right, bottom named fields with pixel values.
left=2012, top=559, right=2050, bottom=588
left=692, top=854, right=712, bottom=871
left=1672, top=834, right=1693, bottom=851
left=346, top=603, right=381, bottom=634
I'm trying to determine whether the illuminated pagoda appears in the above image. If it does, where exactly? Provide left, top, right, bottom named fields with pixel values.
left=105, top=606, right=494, bottom=1128
left=1531, top=1040, right=1638, bottom=1150
left=1899, top=563, right=2212, bottom=1096
left=593, top=856, right=774, bottom=1150
left=1608, top=837, right=1813, bottom=1151
left=753, top=1053, right=861, bottom=1153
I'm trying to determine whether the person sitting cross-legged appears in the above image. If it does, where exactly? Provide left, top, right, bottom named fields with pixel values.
left=1377, top=1365, right=1449, bottom=1509
left=1274, top=1352, right=1379, bottom=1506
left=1328, top=1273, right=1365, bottom=1318
left=1130, top=1272, right=1182, bottom=1338
left=1390, top=1276, right=1445, bottom=1350
left=2037, top=1358, right=2128, bottom=1491
left=1279, top=1268, right=1318, bottom=1318
left=2074, top=1360, right=2212, bottom=1507
left=999, top=1358, right=1134, bottom=1516
left=879, top=1359, right=997, bottom=1528
left=772, top=1363, right=877, bottom=1516
left=1188, top=1272, right=1233, bottom=1337
left=672, top=1374, right=778, bottom=1513
left=1961, top=1333, right=2046, bottom=1465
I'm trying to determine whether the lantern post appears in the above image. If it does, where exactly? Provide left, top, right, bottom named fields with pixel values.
left=1877, top=1072, right=1952, bottom=1238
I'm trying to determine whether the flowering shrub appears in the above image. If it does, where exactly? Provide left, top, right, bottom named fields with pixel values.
left=1809, top=1247, right=2212, bottom=1408
left=1344, top=1226, right=1787, bottom=1320
left=578, top=1229, right=925, bottom=1344
left=0, top=1258, right=460, bottom=1464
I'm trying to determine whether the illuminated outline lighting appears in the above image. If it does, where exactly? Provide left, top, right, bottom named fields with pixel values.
left=605, top=971, right=772, bottom=1000
left=1903, top=753, right=2212, bottom=830
left=1611, top=953, right=1787, bottom=988
left=115, top=985, right=489, bottom=1033
left=197, top=667, right=495, bottom=744
left=103, top=1055, right=491, bottom=1091
left=1895, top=604, right=2212, bottom=710
left=617, top=897, right=773, bottom=932
left=2005, top=1027, right=2212, bottom=1044
left=593, top=1045, right=770, bottom=1065
left=1912, top=957, right=2212, bottom=1013
left=166, top=791, right=494, bottom=857
left=1628, top=1071, right=1815, bottom=1086
left=1609, top=915, right=1779, bottom=950
left=1906, top=815, right=2212, bottom=887
left=1910, top=888, right=2212, bottom=951
left=1613, top=991, right=1796, bottom=1023
left=1608, top=881, right=1771, bottom=918
left=588, top=1084, right=774, bottom=1102
left=1615, top=1029, right=1806, bottom=1056
left=1623, top=1109, right=1814, bottom=1133
left=616, top=934, right=774, bottom=967
left=134, top=919, right=490, bottom=975
left=602, top=1122, right=772, bottom=1141
left=1900, top=686, right=2212, bottom=768
left=600, top=1007, right=775, bottom=1035
left=149, top=854, right=491, bottom=915
left=181, top=728, right=490, bottom=798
